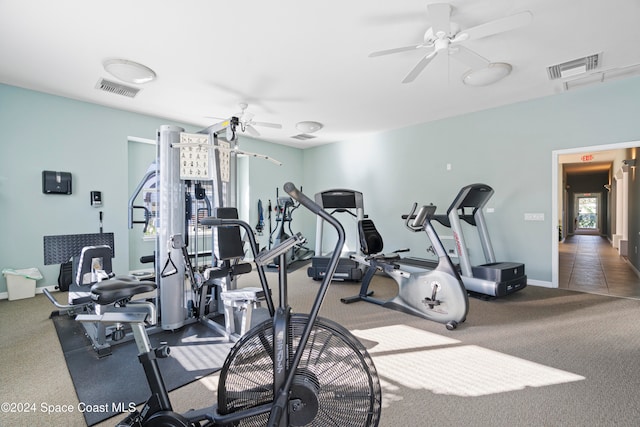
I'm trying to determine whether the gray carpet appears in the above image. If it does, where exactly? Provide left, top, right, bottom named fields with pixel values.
left=2, top=269, right=640, bottom=426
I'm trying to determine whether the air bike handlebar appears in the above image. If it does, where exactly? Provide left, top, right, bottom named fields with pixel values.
left=261, top=182, right=348, bottom=426
left=284, top=182, right=345, bottom=246
left=283, top=180, right=346, bottom=303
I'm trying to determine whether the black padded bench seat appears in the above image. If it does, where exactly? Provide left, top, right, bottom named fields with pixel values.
left=91, top=280, right=157, bottom=305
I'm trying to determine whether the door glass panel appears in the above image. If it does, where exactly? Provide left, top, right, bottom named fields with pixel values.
left=577, top=197, right=597, bottom=229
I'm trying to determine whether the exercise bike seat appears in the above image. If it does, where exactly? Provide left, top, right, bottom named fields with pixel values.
left=90, top=280, right=157, bottom=305
left=358, top=219, right=408, bottom=263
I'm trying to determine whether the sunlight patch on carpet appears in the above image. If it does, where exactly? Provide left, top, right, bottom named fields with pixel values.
left=352, top=325, right=585, bottom=397
left=352, top=324, right=459, bottom=353
left=372, top=345, right=585, bottom=396
left=170, top=342, right=233, bottom=372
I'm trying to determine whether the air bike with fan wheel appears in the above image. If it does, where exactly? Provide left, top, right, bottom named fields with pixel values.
left=341, top=203, right=469, bottom=330
left=78, top=182, right=382, bottom=427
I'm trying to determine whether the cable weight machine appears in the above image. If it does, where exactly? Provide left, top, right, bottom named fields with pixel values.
left=129, top=120, right=282, bottom=337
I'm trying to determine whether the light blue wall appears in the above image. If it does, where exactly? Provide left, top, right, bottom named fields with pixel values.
left=234, top=136, right=305, bottom=253
left=2, top=76, right=640, bottom=294
left=0, top=84, right=303, bottom=294
left=301, top=76, right=640, bottom=283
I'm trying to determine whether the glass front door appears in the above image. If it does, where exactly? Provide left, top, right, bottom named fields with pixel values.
left=577, top=196, right=598, bottom=229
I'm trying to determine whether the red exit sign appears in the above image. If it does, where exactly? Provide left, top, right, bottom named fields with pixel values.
left=581, top=154, right=594, bottom=162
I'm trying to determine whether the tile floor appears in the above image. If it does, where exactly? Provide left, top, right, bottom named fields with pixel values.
left=559, top=234, right=640, bottom=299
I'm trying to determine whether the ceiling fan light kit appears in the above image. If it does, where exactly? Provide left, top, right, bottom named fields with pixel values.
left=295, top=121, right=323, bottom=133
left=103, top=59, right=157, bottom=84
left=462, top=62, right=512, bottom=86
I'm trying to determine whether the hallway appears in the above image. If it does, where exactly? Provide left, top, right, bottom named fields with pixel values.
left=559, top=234, right=640, bottom=299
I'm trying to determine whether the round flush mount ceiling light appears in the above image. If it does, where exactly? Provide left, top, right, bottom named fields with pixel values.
left=103, top=59, right=157, bottom=84
left=462, top=63, right=512, bottom=87
left=295, top=121, right=324, bottom=133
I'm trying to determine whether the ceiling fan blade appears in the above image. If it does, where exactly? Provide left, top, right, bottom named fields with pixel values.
left=204, top=115, right=228, bottom=122
left=461, top=10, right=533, bottom=41
left=252, top=121, right=282, bottom=129
left=197, top=124, right=217, bottom=135
left=402, top=50, right=439, bottom=83
left=244, top=125, right=260, bottom=137
left=369, top=44, right=423, bottom=57
left=427, top=3, right=452, bottom=36
left=449, top=45, right=490, bottom=70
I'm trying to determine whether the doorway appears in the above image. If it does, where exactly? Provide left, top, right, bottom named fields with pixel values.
left=551, top=140, right=639, bottom=294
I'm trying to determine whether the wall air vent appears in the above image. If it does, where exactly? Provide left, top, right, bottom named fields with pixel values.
left=95, top=78, right=140, bottom=98
left=547, top=53, right=601, bottom=80
left=291, top=133, right=317, bottom=141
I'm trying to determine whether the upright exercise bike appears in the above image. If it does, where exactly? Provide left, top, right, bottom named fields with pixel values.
left=79, top=182, right=382, bottom=427
left=342, top=203, right=468, bottom=330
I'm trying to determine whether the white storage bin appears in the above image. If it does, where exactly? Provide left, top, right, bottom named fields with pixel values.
left=3, top=268, right=42, bottom=301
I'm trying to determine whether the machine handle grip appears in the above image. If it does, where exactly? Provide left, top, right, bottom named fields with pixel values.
left=413, top=205, right=430, bottom=228
left=200, top=217, right=223, bottom=226
left=140, top=255, right=155, bottom=264
left=403, top=203, right=437, bottom=231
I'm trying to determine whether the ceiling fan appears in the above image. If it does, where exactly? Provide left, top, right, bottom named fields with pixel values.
left=228, top=102, right=282, bottom=137
left=203, top=102, right=282, bottom=138
left=369, top=3, right=533, bottom=83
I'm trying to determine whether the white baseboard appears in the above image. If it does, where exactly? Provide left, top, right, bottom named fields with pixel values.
left=0, top=285, right=58, bottom=300
left=528, top=279, right=554, bottom=288
left=36, top=285, right=59, bottom=293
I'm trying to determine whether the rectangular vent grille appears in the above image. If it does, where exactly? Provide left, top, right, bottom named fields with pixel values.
left=291, top=133, right=317, bottom=141
left=547, top=53, right=601, bottom=80
left=95, top=78, right=140, bottom=98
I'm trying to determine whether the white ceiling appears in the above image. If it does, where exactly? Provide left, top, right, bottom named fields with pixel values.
left=1, top=0, right=639, bottom=148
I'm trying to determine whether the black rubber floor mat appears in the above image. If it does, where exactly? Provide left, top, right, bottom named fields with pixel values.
left=52, top=314, right=233, bottom=426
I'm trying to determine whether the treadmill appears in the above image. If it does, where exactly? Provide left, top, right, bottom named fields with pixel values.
left=307, top=189, right=365, bottom=281
left=420, top=183, right=527, bottom=297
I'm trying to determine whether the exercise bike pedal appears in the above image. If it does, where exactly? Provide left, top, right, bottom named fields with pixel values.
left=422, top=297, right=442, bottom=309
left=155, top=343, right=170, bottom=358
left=115, top=410, right=141, bottom=427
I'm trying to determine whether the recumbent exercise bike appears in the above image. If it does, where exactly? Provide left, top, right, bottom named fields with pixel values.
left=342, top=203, right=469, bottom=330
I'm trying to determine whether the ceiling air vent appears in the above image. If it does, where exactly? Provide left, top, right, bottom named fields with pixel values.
left=563, top=63, right=640, bottom=91
left=290, top=133, right=317, bottom=141
left=547, top=54, right=601, bottom=80
left=95, top=78, right=140, bottom=98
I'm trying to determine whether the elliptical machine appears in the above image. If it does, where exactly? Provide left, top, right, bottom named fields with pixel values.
left=268, top=192, right=314, bottom=268
left=342, top=203, right=469, bottom=330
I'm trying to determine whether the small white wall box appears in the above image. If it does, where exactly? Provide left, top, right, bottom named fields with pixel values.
left=2, top=268, right=42, bottom=300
